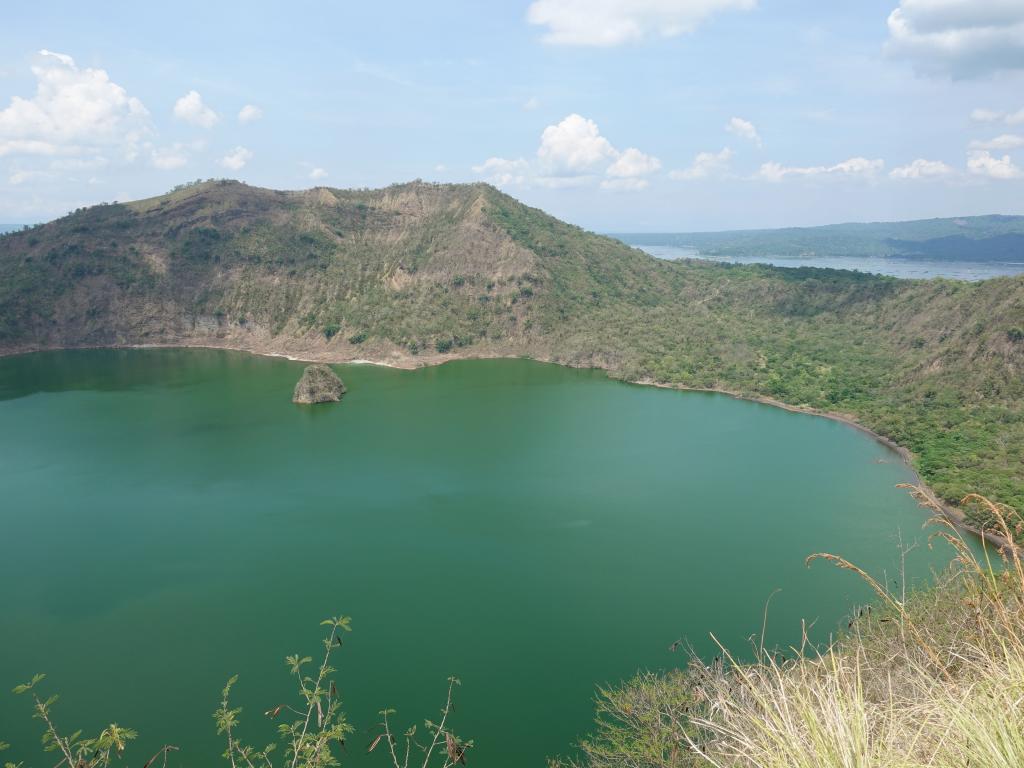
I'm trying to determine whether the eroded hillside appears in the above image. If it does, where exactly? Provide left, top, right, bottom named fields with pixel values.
left=1, top=179, right=1022, bottom=511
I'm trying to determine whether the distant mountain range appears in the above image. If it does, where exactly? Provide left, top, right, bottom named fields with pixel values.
left=615, top=214, right=1024, bottom=262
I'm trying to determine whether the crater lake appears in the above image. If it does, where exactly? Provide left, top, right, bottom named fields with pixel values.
left=0, top=350, right=967, bottom=767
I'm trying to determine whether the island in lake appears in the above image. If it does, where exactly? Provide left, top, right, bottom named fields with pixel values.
left=293, top=363, right=346, bottom=404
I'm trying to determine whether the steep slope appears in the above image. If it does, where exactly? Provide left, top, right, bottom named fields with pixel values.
left=1, top=179, right=1022, bottom=513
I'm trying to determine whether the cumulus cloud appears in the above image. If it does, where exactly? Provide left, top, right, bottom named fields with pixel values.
left=474, top=114, right=660, bottom=191
left=725, top=117, right=761, bottom=146
left=757, top=156, right=884, bottom=182
left=886, top=0, right=1024, bottom=77
left=526, top=0, right=756, bottom=46
left=606, top=146, right=662, bottom=177
left=537, top=114, right=618, bottom=174
left=238, top=104, right=263, bottom=123
left=472, top=156, right=531, bottom=186
left=967, top=149, right=1022, bottom=178
left=602, top=148, right=661, bottom=189
left=173, top=90, right=219, bottom=128
left=889, top=158, right=955, bottom=178
left=670, top=147, right=733, bottom=180
left=969, top=133, right=1024, bottom=150
left=309, top=167, right=328, bottom=180
left=0, top=49, right=150, bottom=160
left=219, top=146, right=252, bottom=171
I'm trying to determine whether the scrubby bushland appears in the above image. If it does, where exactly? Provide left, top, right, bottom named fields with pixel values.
left=553, top=492, right=1024, bottom=768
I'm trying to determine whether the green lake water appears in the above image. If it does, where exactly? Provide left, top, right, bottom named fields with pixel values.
left=0, top=350, right=966, bottom=767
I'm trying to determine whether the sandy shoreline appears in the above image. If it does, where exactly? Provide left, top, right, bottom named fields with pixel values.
left=0, top=339, right=1013, bottom=552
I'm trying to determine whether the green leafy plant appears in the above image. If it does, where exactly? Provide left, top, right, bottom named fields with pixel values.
left=6, top=617, right=470, bottom=768
left=374, top=677, right=473, bottom=768
left=7, top=673, right=171, bottom=768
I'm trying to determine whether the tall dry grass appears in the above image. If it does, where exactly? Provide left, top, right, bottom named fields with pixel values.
left=687, top=491, right=1024, bottom=768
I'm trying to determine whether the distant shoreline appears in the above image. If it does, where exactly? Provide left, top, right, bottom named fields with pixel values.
left=0, top=339, right=1013, bottom=552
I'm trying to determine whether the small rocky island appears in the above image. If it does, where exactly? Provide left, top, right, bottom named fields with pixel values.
left=292, top=364, right=346, bottom=404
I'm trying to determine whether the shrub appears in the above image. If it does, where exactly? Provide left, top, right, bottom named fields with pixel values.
left=558, top=491, right=1024, bottom=768
left=323, top=323, right=341, bottom=339
left=6, top=617, right=472, bottom=768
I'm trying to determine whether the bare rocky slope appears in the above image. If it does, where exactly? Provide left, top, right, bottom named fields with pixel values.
left=1, top=179, right=1022, bottom=515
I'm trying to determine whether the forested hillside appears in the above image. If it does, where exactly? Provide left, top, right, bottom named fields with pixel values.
left=1, top=180, right=1022, bottom=513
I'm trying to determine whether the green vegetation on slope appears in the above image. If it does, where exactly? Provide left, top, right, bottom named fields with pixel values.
left=554, top=497, right=1024, bottom=768
left=617, top=213, right=1024, bottom=260
left=0, top=180, right=1021, bottom=515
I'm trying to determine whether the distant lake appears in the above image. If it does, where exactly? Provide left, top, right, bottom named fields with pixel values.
left=0, top=350, right=969, bottom=767
left=625, top=242, right=1024, bottom=281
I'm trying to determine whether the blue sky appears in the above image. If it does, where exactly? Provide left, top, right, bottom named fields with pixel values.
left=1, top=0, right=1023, bottom=230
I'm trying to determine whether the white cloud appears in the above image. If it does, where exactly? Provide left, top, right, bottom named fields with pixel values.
left=527, top=0, right=757, bottom=46
left=971, top=107, right=1004, bottom=122
left=151, top=144, right=190, bottom=170
left=601, top=148, right=661, bottom=190
left=971, top=107, right=1024, bottom=124
left=219, top=146, right=252, bottom=171
left=173, top=90, right=219, bottom=128
left=606, top=147, right=662, bottom=177
left=725, top=116, right=761, bottom=146
left=37, top=49, right=74, bottom=67
left=309, top=167, right=328, bottom=180
left=238, top=104, right=263, bottom=123
left=670, top=147, right=733, bottom=180
left=475, top=114, right=659, bottom=191
left=969, top=133, right=1024, bottom=150
left=538, top=113, right=618, bottom=174
left=434, top=164, right=446, bottom=172
left=523, top=97, right=541, bottom=111
left=757, top=156, right=884, bottom=182
left=967, top=149, right=1022, bottom=178
left=889, top=158, right=955, bottom=178
left=0, top=50, right=150, bottom=160
left=472, top=156, right=531, bottom=186
left=886, top=0, right=1024, bottom=77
